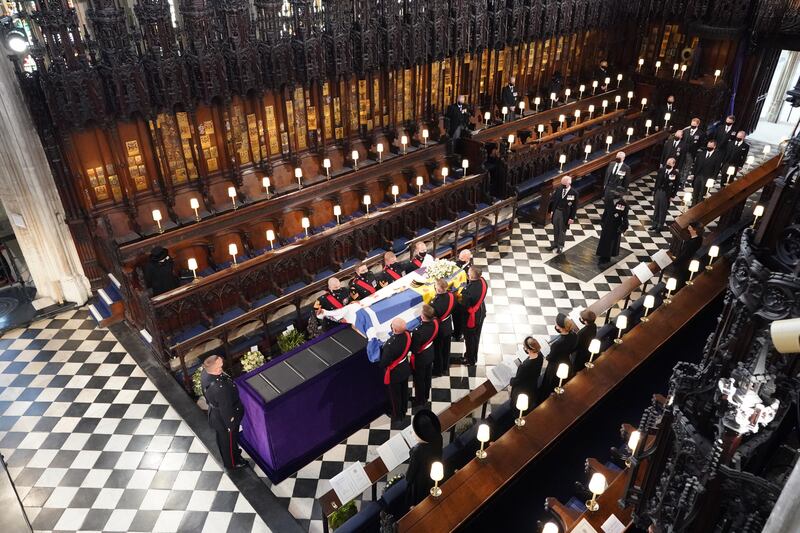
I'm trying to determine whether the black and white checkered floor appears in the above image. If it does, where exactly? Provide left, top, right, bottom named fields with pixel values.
left=0, top=143, right=770, bottom=533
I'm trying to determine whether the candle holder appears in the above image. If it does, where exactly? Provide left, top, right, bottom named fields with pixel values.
left=625, top=430, right=641, bottom=468
left=641, top=97, right=647, bottom=112
left=714, top=69, right=721, bottom=84
left=614, top=314, right=627, bottom=344
left=584, top=145, right=592, bottom=162
left=534, top=97, right=540, bottom=112
left=376, top=143, right=384, bottom=163
left=664, top=112, right=671, bottom=129
left=422, top=129, right=429, bottom=146
left=637, top=58, right=644, bottom=72
left=558, top=154, right=566, bottom=172
left=686, top=259, right=700, bottom=286
left=554, top=363, right=569, bottom=395
left=401, top=135, right=408, bottom=155
left=588, top=104, right=594, bottom=119
left=585, top=473, right=606, bottom=512
left=190, top=198, right=201, bottom=222
left=501, top=106, right=508, bottom=122
left=616, top=73, right=623, bottom=87
left=416, top=176, right=423, bottom=195
left=626, top=127, right=634, bottom=144
left=514, top=393, right=528, bottom=427
left=578, top=84, right=585, bottom=100
left=641, top=295, right=655, bottom=322
left=333, top=205, right=341, bottom=226
left=429, top=462, right=443, bottom=498
left=441, top=167, right=449, bottom=184
left=591, top=80, right=598, bottom=94
left=518, top=101, right=525, bottom=117
left=586, top=338, right=601, bottom=368
left=352, top=150, right=359, bottom=170
left=476, top=424, right=490, bottom=460
left=363, top=195, right=371, bottom=215
left=391, top=185, right=399, bottom=204
left=645, top=119, right=652, bottom=135
left=614, top=95, right=621, bottom=110
left=301, top=217, right=310, bottom=238
left=626, top=91, right=633, bottom=108
left=654, top=60, right=661, bottom=75
left=229, top=243, right=239, bottom=267
left=706, top=245, right=719, bottom=271
left=605, top=136, right=613, bottom=153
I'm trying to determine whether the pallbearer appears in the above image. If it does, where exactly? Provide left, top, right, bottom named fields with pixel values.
left=431, top=279, right=456, bottom=376
left=349, top=261, right=377, bottom=300
left=379, top=318, right=413, bottom=425
left=411, top=305, right=439, bottom=406
left=651, top=158, right=681, bottom=231
left=379, top=251, right=411, bottom=286
left=201, top=355, right=248, bottom=470
left=314, top=277, right=350, bottom=330
left=451, top=249, right=473, bottom=342
left=460, top=266, right=488, bottom=367
left=548, top=176, right=578, bottom=254
left=409, top=241, right=430, bottom=269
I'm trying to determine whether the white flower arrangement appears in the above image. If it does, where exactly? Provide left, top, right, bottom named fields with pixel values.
left=241, top=348, right=266, bottom=372
left=426, top=258, right=459, bottom=282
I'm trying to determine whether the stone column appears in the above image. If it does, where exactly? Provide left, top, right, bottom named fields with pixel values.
left=0, top=56, right=91, bottom=305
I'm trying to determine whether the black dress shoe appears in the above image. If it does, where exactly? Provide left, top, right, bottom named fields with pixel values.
left=229, top=460, right=249, bottom=470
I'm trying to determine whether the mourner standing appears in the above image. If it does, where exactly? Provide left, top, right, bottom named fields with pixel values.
left=501, top=76, right=519, bottom=120
left=603, top=151, right=630, bottom=210
left=379, top=318, right=413, bottom=425
left=596, top=196, right=630, bottom=266
left=538, top=314, right=578, bottom=403
left=404, top=409, right=443, bottom=509
left=713, top=115, right=737, bottom=153
left=201, top=355, right=247, bottom=470
left=651, top=157, right=681, bottom=231
left=690, top=139, right=724, bottom=205
left=445, top=95, right=470, bottom=140
left=510, top=337, right=543, bottom=414
left=548, top=175, right=578, bottom=254
left=725, top=131, right=750, bottom=184
left=410, top=304, right=439, bottom=406
left=431, top=279, right=456, bottom=376
left=460, top=266, right=488, bottom=367
left=660, top=129, right=685, bottom=168
left=681, top=118, right=707, bottom=182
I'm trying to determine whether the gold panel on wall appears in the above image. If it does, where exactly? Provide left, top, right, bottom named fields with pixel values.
left=158, top=113, right=190, bottom=183
left=403, top=69, right=412, bottom=122
left=372, top=78, right=381, bottom=126
left=292, top=87, right=307, bottom=150
left=124, top=139, right=149, bottom=190
left=322, top=82, right=333, bottom=139
left=265, top=105, right=280, bottom=154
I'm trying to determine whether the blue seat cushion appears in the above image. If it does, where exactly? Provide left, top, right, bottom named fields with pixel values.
left=392, top=236, right=409, bottom=253
left=517, top=169, right=559, bottom=197
left=416, top=227, right=432, bottom=237
left=367, top=247, right=386, bottom=258
left=171, top=323, right=208, bottom=345
left=436, top=243, right=454, bottom=257
left=284, top=281, right=306, bottom=294
left=198, top=267, right=216, bottom=277
left=314, top=269, right=335, bottom=281
left=436, top=219, right=451, bottom=228
left=251, top=293, right=277, bottom=309
left=341, top=258, right=360, bottom=269
left=458, top=210, right=471, bottom=218
left=214, top=307, right=245, bottom=326
left=457, top=234, right=475, bottom=247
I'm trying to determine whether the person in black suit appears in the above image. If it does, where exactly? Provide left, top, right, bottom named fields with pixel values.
left=431, top=279, right=456, bottom=376
left=666, top=221, right=704, bottom=284
left=571, top=310, right=598, bottom=373
left=411, top=305, right=438, bottom=406
left=603, top=151, right=631, bottom=210
left=712, top=115, right=737, bottom=153
left=314, top=277, right=350, bottom=330
left=380, top=318, right=413, bottom=425
left=510, top=337, right=543, bottom=414
left=445, top=95, right=470, bottom=140
left=596, top=197, right=630, bottom=266
left=690, top=140, right=724, bottom=205
left=548, top=176, right=578, bottom=254
left=404, top=409, right=442, bottom=509
left=538, top=313, right=578, bottom=403
left=681, top=118, right=706, bottom=182
left=501, top=76, right=519, bottom=121
left=201, top=355, right=247, bottom=470
left=595, top=60, right=610, bottom=90
left=659, top=95, right=678, bottom=119
left=143, top=246, right=178, bottom=296
left=724, top=131, right=750, bottom=184
left=651, top=158, right=681, bottom=231
left=460, top=267, right=488, bottom=367
left=660, top=129, right=685, bottom=168
left=548, top=71, right=564, bottom=107
left=349, top=262, right=378, bottom=300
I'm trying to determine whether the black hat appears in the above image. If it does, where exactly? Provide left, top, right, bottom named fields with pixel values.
left=412, top=409, right=441, bottom=443
left=150, top=246, right=168, bottom=262
left=555, top=312, right=568, bottom=328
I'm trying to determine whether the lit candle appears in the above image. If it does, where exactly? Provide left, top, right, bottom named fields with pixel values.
left=262, top=176, right=271, bottom=198
left=421, top=129, right=429, bottom=146
left=515, top=393, right=528, bottom=427
left=586, top=338, right=601, bottom=368
left=507, top=134, right=515, bottom=145
left=476, top=423, right=490, bottom=460
left=574, top=109, right=581, bottom=122
left=626, top=90, right=633, bottom=107
left=333, top=205, right=341, bottom=225
left=673, top=63, right=679, bottom=77
left=429, top=461, right=444, bottom=498
left=584, top=144, right=592, bottom=162
left=763, top=144, right=771, bottom=155
left=664, top=112, right=671, bottom=128
left=461, top=159, right=469, bottom=174
left=680, top=64, right=687, bottom=79
left=501, top=106, right=508, bottom=122
left=363, top=194, right=371, bottom=214
left=605, top=135, right=613, bottom=153
left=550, top=92, right=557, bottom=105
left=294, top=167, right=303, bottom=189
left=187, top=257, right=198, bottom=280
left=664, top=277, right=677, bottom=304
left=654, top=60, right=661, bottom=75
left=616, top=73, right=623, bottom=87
left=714, top=69, right=721, bottom=83
left=614, top=314, right=628, bottom=344
left=537, top=124, right=545, bottom=138
left=558, top=114, right=565, bottom=129
left=641, top=97, right=647, bottom=112
left=401, top=135, right=408, bottom=154
left=152, top=208, right=163, bottom=233
left=706, top=245, right=720, bottom=271
left=416, top=175, right=424, bottom=194
left=351, top=150, right=359, bottom=170
left=323, top=158, right=331, bottom=178
left=726, top=165, right=735, bottom=180
left=614, top=94, right=621, bottom=110
left=483, top=111, right=491, bottom=123
left=391, top=184, right=399, bottom=203
left=683, top=190, right=692, bottom=211
left=228, top=186, right=237, bottom=209
left=558, top=153, right=566, bottom=171
left=746, top=155, right=755, bottom=166
left=554, top=363, right=569, bottom=394
left=543, top=523, right=558, bottom=533
left=376, top=142, right=384, bottom=163
left=591, top=80, right=598, bottom=94
left=228, top=243, right=238, bottom=266
left=189, top=198, right=200, bottom=221
left=266, top=229, right=275, bottom=249
left=752, top=204, right=764, bottom=228
left=637, top=58, right=644, bottom=71
left=641, top=294, right=655, bottom=321
left=705, top=178, right=715, bottom=197
left=301, top=216, right=310, bottom=237
left=645, top=119, right=652, bottom=135
left=686, top=259, right=700, bottom=286
left=588, top=104, right=595, bottom=119
left=441, top=167, right=449, bottom=183
left=604, top=76, right=611, bottom=88
left=626, top=127, right=634, bottom=144
left=626, top=430, right=641, bottom=467
left=601, top=99, right=608, bottom=114
left=586, top=473, right=607, bottom=512
left=518, top=101, right=525, bottom=115
left=534, top=96, right=540, bottom=111
left=578, top=84, right=585, bottom=99
left=564, top=88, right=571, bottom=100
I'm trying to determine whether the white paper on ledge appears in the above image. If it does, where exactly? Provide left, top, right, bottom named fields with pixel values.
left=569, top=307, right=585, bottom=330
left=534, top=335, right=552, bottom=356
left=377, top=433, right=411, bottom=472
left=601, top=513, right=626, bottom=533
left=572, top=518, right=600, bottom=533
left=632, top=262, right=653, bottom=284
left=487, top=360, right=516, bottom=391
left=401, top=424, right=420, bottom=448
left=330, top=462, right=371, bottom=505
left=653, top=249, right=673, bottom=269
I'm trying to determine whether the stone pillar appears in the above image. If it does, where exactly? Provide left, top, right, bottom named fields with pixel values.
left=0, top=56, right=91, bottom=305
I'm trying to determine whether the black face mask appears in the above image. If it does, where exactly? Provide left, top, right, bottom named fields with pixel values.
left=417, top=251, right=427, bottom=259
left=616, top=157, right=623, bottom=163
left=726, top=122, right=733, bottom=126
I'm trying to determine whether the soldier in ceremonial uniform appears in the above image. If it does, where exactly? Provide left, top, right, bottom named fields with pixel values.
left=501, top=76, right=519, bottom=120
left=451, top=249, right=473, bottom=342
left=460, top=266, right=488, bottom=367
left=409, top=241, right=430, bottom=269
left=651, top=157, right=681, bottom=231
left=379, top=251, right=411, bottom=287
left=379, top=318, right=413, bottom=424
left=349, top=262, right=377, bottom=300
left=411, top=304, right=439, bottom=406
left=681, top=118, right=707, bottom=182
left=314, top=277, right=350, bottom=330
left=404, top=409, right=442, bottom=509
left=538, top=314, right=578, bottom=403
left=431, top=279, right=456, bottom=376
left=445, top=95, right=470, bottom=140
left=603, top=151, right=630, bottom=211
left=596, top=197, right=630, bottom=266
left=201, top=355, right=247, bottom=470
left=660, top=129, right=685, bottom=168
left=724, top=131, right=750, bottom=184
left=548, top=176, right=578, bottom=254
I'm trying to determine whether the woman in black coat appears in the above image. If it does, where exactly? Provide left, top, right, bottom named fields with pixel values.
left=596, top=197, right=630, bottom=265
left=538, top=314, right=579, bottom=403
left=510, top=337, right=543, bottom=414
left=404, top=409, right=443, bottom=509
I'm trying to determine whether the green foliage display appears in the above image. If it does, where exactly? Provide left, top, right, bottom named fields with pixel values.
left=328, top=501, right=357, bottom=530
left=192, top=367, right=203, bottom=397
left=277, top=328, right=306, bottom=353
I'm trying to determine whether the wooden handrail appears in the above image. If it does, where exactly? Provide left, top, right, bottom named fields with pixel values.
left=397, top=260, right=731, bottom=533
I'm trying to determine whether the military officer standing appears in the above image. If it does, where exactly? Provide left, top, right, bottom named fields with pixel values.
left=460, top=267, right=488, bottom=367
left=201, top=355, right=248, bottom=470
left=660, top=129, right=685, bottom=168
left=501, top=76, right=520, bottom=120
left=548, top=176, right=578, bottom=254
left=380, top=318, right=413, bottom=425
left=651, top=157, right=681, bottom=231
left=681, top=118, right=707, bottom=182
left=410, top=304, right=439, bottom=406
left=430, top=279, right=456, bottom=376
left=603, top=152, right=631, bottom=210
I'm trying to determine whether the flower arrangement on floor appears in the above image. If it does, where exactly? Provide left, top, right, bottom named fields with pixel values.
left=192, top=367, right=203, bottom=397
left=278, top=327, right=306, bottom=354
left=425, top=258, right=459, bottom=282
left=241, top=347, right=266, bottom=372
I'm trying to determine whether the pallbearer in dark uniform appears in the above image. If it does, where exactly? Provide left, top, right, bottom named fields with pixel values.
left=379, top=251, right=411, bottom=287
left=538, top=314, right=578, bottom=403
left=509, top=337, right=543, bottom=414
left=548, top=176, right=578, bottom=254
left=724, top=131, right=750, bottom=184
left=349, top=262, right=377, bottom=300
left=651, top=158, right=681, bottom=231
left=379, top=318, right=413, bottom=424
left=501, top=76, right=519, bottom=120
left=571, top=310, right=598, bottom=373
left=596, top=197, right=630, bottom=266
left=660, top=129, right=685, bottom=168
left=445, top=95, right=470, bottom=140
left=314, top=277, right=350, bottom=330
left=411, top=304, right=439, bottom=406
left=451, top=249, right=473, bottom=342
left=603, top=151, right=630, bottom=211
left=460, top=266, right=488, bottom=367
left=404, top=409, right=442, bottom=509
left=201, top=355, right=247, bottom=470
left=690, top=140, right=724, bottom=205
left=409, top=242, right=429, bottom=270
left=681, top=118, right=706, bottom=182
left=430, top=279, right=455, bottom=376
